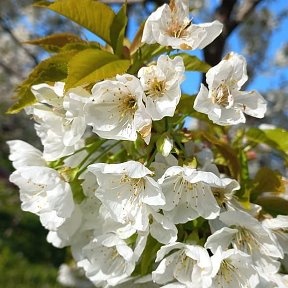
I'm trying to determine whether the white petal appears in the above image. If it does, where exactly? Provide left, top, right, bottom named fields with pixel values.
left=196, top=20, right=223, bottom=49
left=7, top=140, right=45, bottom=169
left=205, top=227, right=238, bottom=253
left=150, top=210, right=177, bottom=244
left=235, top=90, right=267, bottom=118
left=153, top=252, right=179, bottom=285
left=208, top=106, right=246, bottom=125
left=31, top=82, right=64, bottom=108
left=193, top=84, right=213, bottom=114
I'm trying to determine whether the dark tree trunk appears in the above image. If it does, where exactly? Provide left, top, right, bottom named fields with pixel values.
left=203, top=0, right=264, bottom=84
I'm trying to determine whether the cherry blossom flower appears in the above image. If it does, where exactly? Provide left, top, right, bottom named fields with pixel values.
left=10, top=166, right=75, bottom=220
left=158, top=165, right=239, bottom=224
left=142, top=0, right=223, bottom=50
left=7, top=140, right=46, bottom=168
left=28, top=83, right=89, bottom=160
left=85, top=74, right=152, bottom=142
left=46, top=205, right=82, bottom=248
left=138, top=55, right=185, bottom=120
left=152, top=242, right=213, bottom=287
left=210, top=248, right=260, bottom=288
left=31, top=82, right=65, bottom=108
left=194, top=52, right=267, bottom=125
left=77, top=233, right=147, bottom=287
left=8, top=140, right=76, bottom=231
left=263, top=215, right=288, bottom=254
left=88, top=161, right=166, bottom=233
left=206, top=211, right=284, bottom=267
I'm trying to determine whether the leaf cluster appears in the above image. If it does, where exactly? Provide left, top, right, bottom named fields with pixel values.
left=7, top=0, right=209, bottom=114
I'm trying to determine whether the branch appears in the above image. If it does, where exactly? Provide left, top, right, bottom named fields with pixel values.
left=203, top=0, right=264, bottom=72
left=215, top=0, right=237, bottom=37
left=0, top=17, right=39, bottom=66
left=229, top=0, right=264, bottom=35
left=0, top=61, right=24, bottom=80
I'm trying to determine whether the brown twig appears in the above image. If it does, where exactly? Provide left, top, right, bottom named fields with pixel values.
left=202, top=0, right=264, bottom=85
left=0, top=16, right=39, bottom=66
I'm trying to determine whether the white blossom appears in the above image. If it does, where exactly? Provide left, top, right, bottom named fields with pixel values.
left=194, top=52, right=267, bottom=125
left=160, top=136, right=174, bottom=157
left=7, top=140, right=46, bottom=169
left=150, top=153, right=178, bottom=180
left=47, top=170, right=102, bottom=248
left=84, top=74, right=151, bottom=142
left=138, top=55, right=185, bottom=120
left=263, top=215, right=288, bottom=254
left=152, top=242, right=213, bottom=287
left=62, top=87, right=90, bottom=147
left=115, top=275, right=160, bottom=287
left=210, top=248, right=260, bottom=288
left=149, top=208, right=178, bottom=244
left=203, top=164, right=241, bottom=212
left=8, top=139, right=77, bottom=232
left=142, top=0, right=223, bottom=50
left=7, top=139, right=78, bottom=232
left=30, top=104, right=80, bottom=160
left=10, top=166, right=75, bottom=220
left=31, top=82, right=65, bottom=108
left=77, top=233, right=145, bottom=287
left=267, top=273, right=288, bottom=288
left=88, top=161, right=166, bottom=233
left=158, top=165, right=239, bottom=224
left=47, top=205, right=82, bottom=248
left=28, top=83, right=89, bottom=161
left=206, top=211, right=284, bottom=265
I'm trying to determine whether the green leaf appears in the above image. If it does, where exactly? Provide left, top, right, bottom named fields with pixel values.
left=65, top=48, right=131, bottom=90
left=35, top=0, right=115, bottom=44
left=70, top=179, right=85, bottom=203
left=58, top=167, right=85, bottom=203
left=140, top=235, right=161, bottom=276
left=237, top=150, right=250, bottom=205
left=60, top=41, right=100, bottom=52
left=110, top=3, right=127, bottom=56
left=246, top=128, right=288, bottom=158
left=256, top=196, right=288, bottom=216
left=239, top=150, right=249, bottom=182
left=129, top=44, right=170, bottom=74
left=130, top=22, right=144, bottom=55
left=25, top=33, right=85, bottom=53
left=250, top=167, right=286, bottom=199
left=176, top=94, right=209, bottom=121
left=202, top=131, right=240, bottom=179
left=7, top=50, right=76, bottom=114
left=173, top=53, right=211, bottom=72
left=264, top=128, right=288, bottom=154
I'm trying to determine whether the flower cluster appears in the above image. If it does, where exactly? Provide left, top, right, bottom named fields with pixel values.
left=8, top=0, right=288, bottom=287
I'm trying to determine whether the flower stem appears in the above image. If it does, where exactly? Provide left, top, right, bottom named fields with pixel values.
left=77, top=140, right=122, bottom=176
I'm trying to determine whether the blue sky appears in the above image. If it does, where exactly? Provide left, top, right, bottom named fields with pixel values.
left=83, top=1, right=288, bottom=95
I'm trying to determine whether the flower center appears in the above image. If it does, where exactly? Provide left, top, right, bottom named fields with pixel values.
left=120, top=175, right=145, bottom=197
left=174, top=250, right=196, bottom=281
left=234, top=227, right=258, bottom=254
left=212, top=187, right=231, bottom=207
left=146, top=79, right=166, bottom=98
left=218, top=259, right=241, bottom=284
left=166, top=19, right=192, bottom=39
left=211, top=83, right=231, bottom=107
left=119, top=95, right=137, bottom=118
